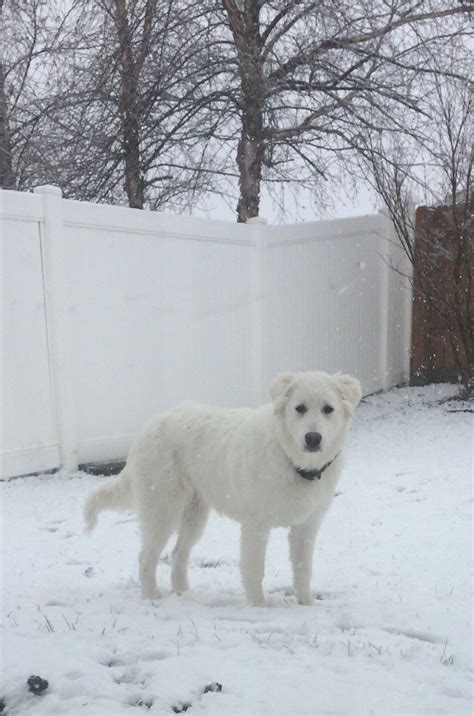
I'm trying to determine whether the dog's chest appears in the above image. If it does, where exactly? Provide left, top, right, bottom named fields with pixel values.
left=249, top=466, right=337, bottom=527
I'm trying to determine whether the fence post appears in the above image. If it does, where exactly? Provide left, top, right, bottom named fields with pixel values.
left=401, top=202, right=415, bottom=384
left=380, top=207, right=414, bottom=386
left=248, top=216, right=268, bottom=405
left=34, top=185, right=78, bottom=472
left=377, top=211, right=392, bottom=391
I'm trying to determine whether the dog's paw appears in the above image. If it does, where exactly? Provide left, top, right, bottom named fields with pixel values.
left=296, top=593, right=315, bottom=606
left=171, top=581, right=189, bottom=595
left=142, top=586, right=162, bottom=601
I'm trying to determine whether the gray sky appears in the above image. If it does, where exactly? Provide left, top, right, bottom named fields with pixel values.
left=194, top=182, right=379, bottom=224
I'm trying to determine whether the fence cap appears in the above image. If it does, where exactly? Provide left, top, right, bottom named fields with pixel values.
left=34, top=185, right=63, bottom=197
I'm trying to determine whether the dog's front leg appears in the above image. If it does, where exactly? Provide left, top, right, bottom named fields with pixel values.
left=289, top=513, right=322, bottom=606
left=240, top=523, right=270, bottom=607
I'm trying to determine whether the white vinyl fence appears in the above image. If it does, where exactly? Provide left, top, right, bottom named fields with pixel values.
left=1, top=186, right=412, bottom=479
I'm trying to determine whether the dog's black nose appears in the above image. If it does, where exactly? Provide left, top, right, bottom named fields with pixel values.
left=305, top=432, right=322, bottom=449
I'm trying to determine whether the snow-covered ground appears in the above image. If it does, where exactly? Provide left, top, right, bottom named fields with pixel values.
left=1, top=385, right=472, bottom=715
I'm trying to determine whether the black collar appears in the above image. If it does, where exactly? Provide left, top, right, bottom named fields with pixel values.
left=295, top=454, right=339, bottom=481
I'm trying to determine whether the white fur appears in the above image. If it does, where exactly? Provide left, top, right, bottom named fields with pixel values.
left=84, top=371, right=361, bottom=606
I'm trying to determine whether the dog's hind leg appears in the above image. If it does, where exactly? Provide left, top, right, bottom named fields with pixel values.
left=138, top=495, right=182, bottom=600
left=139, top=525, right=173, bottom=600
left=171, top=493, right=209, bottom=594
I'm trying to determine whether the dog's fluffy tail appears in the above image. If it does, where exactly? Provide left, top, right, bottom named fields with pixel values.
left=84, top=468, right=133, bottom=532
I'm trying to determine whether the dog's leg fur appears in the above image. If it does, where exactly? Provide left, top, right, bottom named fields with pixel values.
left=138, top=527, right=172, bottom=600
left=137, top=489, right=184, bottom=600
left=171, top=493, right=209, bottom=593
left=288, top=513, right=322, bottom=606
left=240, top=523, right=270, bottom=607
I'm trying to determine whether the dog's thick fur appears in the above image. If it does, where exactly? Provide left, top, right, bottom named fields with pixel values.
left=84, top=371, right=361, bottom=606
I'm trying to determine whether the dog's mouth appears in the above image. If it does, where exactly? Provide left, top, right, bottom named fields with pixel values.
left=304, top=445, right=322, bottom=453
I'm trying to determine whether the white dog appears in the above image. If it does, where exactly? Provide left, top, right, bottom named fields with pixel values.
left=84, top=371, right=361, bottom=606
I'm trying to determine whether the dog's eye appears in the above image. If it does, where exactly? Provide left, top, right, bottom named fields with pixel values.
left=322, top=405, right=334, bottom=415
left=295, top=404, right=307, bottom=414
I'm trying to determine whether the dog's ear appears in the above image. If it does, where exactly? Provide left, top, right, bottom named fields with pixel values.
left=333, top=373, right=362, bottom=415
left=270, top=372, right=296, bottom=411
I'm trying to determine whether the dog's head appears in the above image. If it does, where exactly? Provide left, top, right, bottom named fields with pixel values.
left=271, top=371, right=361, bottom=469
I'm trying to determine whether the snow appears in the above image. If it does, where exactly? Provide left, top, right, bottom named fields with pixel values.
left=1, top=385, right=472, bottom=715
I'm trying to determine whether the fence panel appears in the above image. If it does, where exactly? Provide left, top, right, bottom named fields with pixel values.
left=1, top=192, right=60, bottom=477
left=411, top=204, right=472, bottom=385
left=61, top=199, right=256, bottom=464
left=260, top=214, right=410, bottom=396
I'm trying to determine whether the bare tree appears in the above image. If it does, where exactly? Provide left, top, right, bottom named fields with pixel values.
left=3, top=0, right=225, bottom=211
left=361, top=75, right=473, bottom=394
left=0, top=0, right=13, bottom=186
left=208, top=1, right=473, bottom=221
left=1, top=0, right=75, bottom=189
left=89, top=0, right=221, bottom=209
left=3, top=0, right=472, bottom=223
left=0, top=58, right=14, bottom=189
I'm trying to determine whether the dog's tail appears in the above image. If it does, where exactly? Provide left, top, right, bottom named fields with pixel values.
left=84, top=467, right=133, bottom=532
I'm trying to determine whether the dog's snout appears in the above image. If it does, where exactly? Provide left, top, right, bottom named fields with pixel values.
left=304, top=432, right=322, bottom=449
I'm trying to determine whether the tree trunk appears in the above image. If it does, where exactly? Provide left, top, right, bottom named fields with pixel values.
left=123, top=119, right=144, bottom=209
left=115, top=0, right=145, bottom=209
left=236, top=119, right=263, bottom=223
left=0, top=59, right=15, bottom=189
left=223, top=0, right=265, bottom=223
